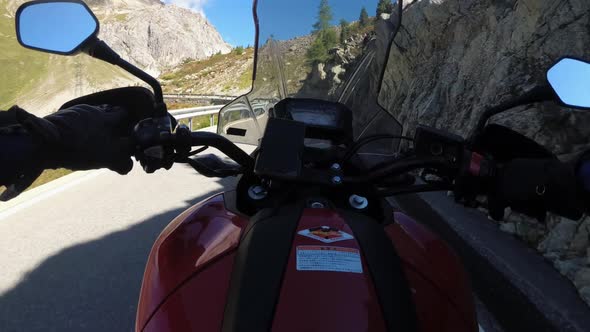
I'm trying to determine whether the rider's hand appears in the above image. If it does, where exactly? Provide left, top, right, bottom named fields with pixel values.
left=14, top=104, right=134, bottom=174
left=487, top=158, right=585, bottom=222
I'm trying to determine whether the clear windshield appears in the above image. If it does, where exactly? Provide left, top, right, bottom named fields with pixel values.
left=219, top=0, right=403, bottom=159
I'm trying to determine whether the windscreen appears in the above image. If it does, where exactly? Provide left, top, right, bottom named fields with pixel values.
left=219, top=0, right=403, bottom=160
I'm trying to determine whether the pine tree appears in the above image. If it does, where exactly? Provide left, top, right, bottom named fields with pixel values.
left=307, top=0, right=338, bottom=63
left=377, top=0, right=393, bottom=16
left=386, top=1, right=395, bottom=13
left=312, top=0, right=333, bottom=33
left=339, top=19, right=350, bottom=45
left=359, top=7, right=369, bottom=27
left=307, top=38, right=329, bottom=63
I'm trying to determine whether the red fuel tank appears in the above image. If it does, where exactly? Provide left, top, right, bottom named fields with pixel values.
left=136, top=195, right=476, bottom=332
left=135, top=194, right=248, bottom=331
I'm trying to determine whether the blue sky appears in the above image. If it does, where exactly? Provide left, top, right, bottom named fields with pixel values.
left=165, top=0, right=382, bottom=47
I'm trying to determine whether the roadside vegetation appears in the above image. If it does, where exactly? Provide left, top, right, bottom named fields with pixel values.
left=305, top=1, right=378, bottom=65
left=177, top=114, right=219, bottom=129
left=160, top=46, right=254, bottom=96
left=0, top=168, right=73, bottom=196
left=0, top=8, right=49, bottom=109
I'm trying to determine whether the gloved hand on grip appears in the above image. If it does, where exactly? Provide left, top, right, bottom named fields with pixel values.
left=14, top=104, right=135, bottom=174
left=487, top=158, right=585, bottom=222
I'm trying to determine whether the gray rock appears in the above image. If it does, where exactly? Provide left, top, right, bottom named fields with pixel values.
left=330, top=65, right=345, bottom=84
left=554, top=258, right=585, bottom=280
left=500, top=222, right=516, bottom=235
left=569, top=219, right=590, bottom=256
left=380, top=0, right=590, bottom=156
left=544, top=252, right=560, bottom=262
left=538, top=219, right=578, bottom=254
left=99, top=2, right=232, bottom=76
left=579, top=286, right=590, bottom=307
left=515, top=221, right=545, bottom=247
left=574, top=268, right=590, bottom=288
left=317, top=63, right=327, bottom=81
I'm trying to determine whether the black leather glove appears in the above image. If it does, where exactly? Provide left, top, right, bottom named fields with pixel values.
left=14, top=104, right=134, bottom=174
left=488, top=158, right=585, bottom=222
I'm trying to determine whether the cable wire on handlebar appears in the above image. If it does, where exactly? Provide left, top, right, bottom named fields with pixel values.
left=376, top=183, right=452, bottom=196
left=342, top=134, right=413, bottom=163
left=188, top=146, right=209, bottom=156
left=344, top=156, right=450, bottom=184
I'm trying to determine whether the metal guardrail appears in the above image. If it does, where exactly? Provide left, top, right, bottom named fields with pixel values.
left=163, top=94, right=237, bottom=101
left=169, top=105, right=223, bottom=130
left=168, top=100, right=273, bottom=131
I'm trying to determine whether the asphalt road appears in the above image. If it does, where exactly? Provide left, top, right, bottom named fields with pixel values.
left=0, top=147, right=502, bottom=332
left=0, top=153, right=241, bottom=331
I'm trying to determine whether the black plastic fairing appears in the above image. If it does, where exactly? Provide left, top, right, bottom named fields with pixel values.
left=338, top=209, right=418, bottom=332
left=221, top=203, right=304, bottom=332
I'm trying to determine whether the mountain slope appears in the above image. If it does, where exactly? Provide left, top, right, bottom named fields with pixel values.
left=98, top=1, right=232, bottom=76
left=0, top=0, right=231, bottom=114
left=161, top=47, right=255, bottom=96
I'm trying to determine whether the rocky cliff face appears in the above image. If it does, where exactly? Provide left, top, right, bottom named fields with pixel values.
left=381, top=0, right=590, bottom=157
left=379, top=0, right=590, bottom=305
left=97, top=0, right=232, bottom=76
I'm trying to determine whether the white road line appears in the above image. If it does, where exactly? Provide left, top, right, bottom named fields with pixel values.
left=0, top=169, right=105, bottom=221
left=479, top=324, right=486, bottom=332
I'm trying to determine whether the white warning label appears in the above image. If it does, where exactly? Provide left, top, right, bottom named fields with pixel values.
left=296, top=246, right=363, bottom=273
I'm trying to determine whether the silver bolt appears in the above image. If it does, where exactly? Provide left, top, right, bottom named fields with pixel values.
left=332, top=176, right=342, bottom=184
left=248, top=185, right=268, bottom=200
left=349, top=194, right=369, bottom=209
left=310, top=202, right=325, bottom=209
left=331, top=163, right=341, bottom=171
left=536, top=185, right=546, bottom=196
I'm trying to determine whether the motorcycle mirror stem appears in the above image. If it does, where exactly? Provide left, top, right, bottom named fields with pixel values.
left=467, top=84, right=555, bottom=146
left=81, top=36, right=168, bottom=116
left=469, top=56, right=590, bottom=146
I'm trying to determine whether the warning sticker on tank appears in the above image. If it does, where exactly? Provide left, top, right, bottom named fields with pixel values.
left=297, top=226, right=354, bottom=243
left=296, top=246, right=363, bottom=273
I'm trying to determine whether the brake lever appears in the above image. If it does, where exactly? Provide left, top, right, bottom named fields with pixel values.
left=182, top=154, right=243, bottom=178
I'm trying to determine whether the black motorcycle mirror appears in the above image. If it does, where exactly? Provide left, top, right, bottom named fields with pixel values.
left=469, top=56, right=590, bottom=145
left=15, top=0, right=167, bottom=116
left=547, top=57, right=590, bottom=110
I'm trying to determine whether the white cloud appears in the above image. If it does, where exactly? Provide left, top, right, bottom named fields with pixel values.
left=164, top=0, right=208, bottom=17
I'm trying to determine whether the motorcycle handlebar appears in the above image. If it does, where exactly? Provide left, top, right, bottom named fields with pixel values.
left=342, top=156, right=453, bottom=184
left=189, top=131, right=254, bottom=169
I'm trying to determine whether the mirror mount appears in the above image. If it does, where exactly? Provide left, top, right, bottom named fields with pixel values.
left=81, top=36, right=167, bottom=115
left=467, top=84, right=555, bottom=147
left=469, top=56, right=590, bottom=146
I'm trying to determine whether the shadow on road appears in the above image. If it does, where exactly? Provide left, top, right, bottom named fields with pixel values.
left=0, top=178, right=235, bottom=332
